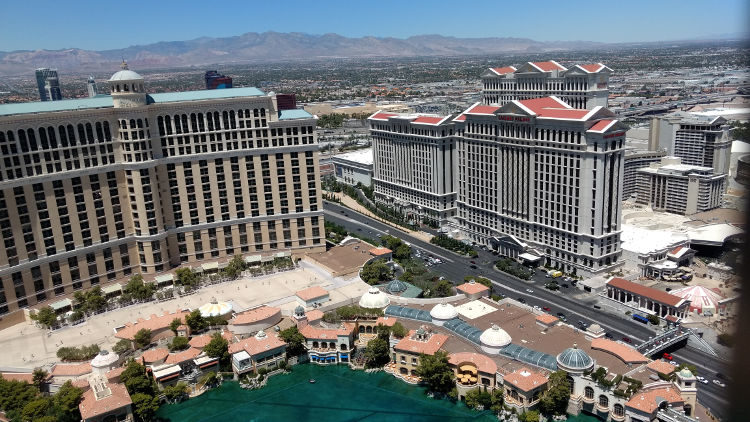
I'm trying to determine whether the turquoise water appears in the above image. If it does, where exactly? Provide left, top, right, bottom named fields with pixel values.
left=156, top=364, right=496, bottom=422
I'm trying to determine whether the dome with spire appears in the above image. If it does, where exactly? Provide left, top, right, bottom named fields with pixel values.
left=556, top=344, right=594, bottom=372
left=294, top=305, right=305, bottom=317
left=109, top=60, right=143, bottom=82
left=358, top=287, right=390, bottom=309
left=480, top=324, right=512, bottom=348
left=386, top=279, right=408, bottom=294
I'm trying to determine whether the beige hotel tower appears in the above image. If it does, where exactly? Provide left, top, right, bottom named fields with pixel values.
left=0, top=63, right=324, bottom=325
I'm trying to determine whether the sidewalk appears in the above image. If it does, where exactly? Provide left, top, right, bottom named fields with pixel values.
left=324, top=191, right=434, bottom=243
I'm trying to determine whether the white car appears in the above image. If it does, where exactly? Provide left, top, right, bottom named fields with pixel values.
left=695, top=376, right=708, bottom=384
left=526, top=288, right=534, bottom=293
left=533, top=305, right=542, bottom=311
left=668, top=361, right=679, bottom=366
left=712, top=380, right=726, bottom=387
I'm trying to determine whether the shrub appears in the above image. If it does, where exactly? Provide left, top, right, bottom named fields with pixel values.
left=646, top=313, right=660, bottom=325
left=56, top=344, right=101, bottom=361
left=717, top=333, right=734, bottom=347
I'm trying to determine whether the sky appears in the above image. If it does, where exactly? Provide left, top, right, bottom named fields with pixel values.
left=0, top=0, right=747, bottom=51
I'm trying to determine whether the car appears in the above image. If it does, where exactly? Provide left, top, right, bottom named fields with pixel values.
left=621, top=337, right=632, bottom=343
left=604, top=332, right=613, bottom=339
left=376, top=234, right=382, bottom=238
left=470, top=260, right=476, bottom=264
left=533, top=305, right=542, bottom=311
left=556, top=312, right=565, bottom=317
left=470, top=265, right=478, bottom=269
left=593, top=304, right=601, bottom=309
left=578, top=321, right=588, bottom=328
left=517, top=297, right=526, bottom=304
left=662, top=353, right=673, bottom=360
left=695, top=376, right=708, bottom=384
left=340, top=210, right=345, bottom=213
left=526, top=288, right=534, bottom=293
left=543, top=306, right=551, bottom=312
left=712, top=380, right=726, bottom=387
left=665, top=287, right=672, bottom=292
left=562, top=284, right=569, bottom=288
left=668, top=361, right=679, bottom=366
left=357, top=228, right=362, bottom=231
left=545, top=274, right=551, bottom=278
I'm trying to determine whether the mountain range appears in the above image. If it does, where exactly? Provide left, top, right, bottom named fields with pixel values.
left=0, top=31, right=739, bottom=76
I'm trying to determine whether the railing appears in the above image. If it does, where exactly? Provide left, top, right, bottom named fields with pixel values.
left=656, top=407, right=698, bottom=422
left=636, top=326, right=691, bottom=355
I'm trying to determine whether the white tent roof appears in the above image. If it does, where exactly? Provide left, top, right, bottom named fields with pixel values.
left=671, top=285, right=723, bottom=313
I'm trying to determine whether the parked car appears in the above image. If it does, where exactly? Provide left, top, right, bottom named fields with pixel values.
left=578, top=321, right=588, bottom=328
left=533, top=305, right=542, bottom=311
left=470, top=265, right=478, bottom=269
left=604, top=332, right=613, bottom=339
left=543, top=306, right=551, bottom=312
left=621, top=336, right=632, bottom=343
left=593, top=304, right=601, bottom=309
left=470, top=260, right=476, bottom=264
left=663, top=353, right=673, bottom=360
left=562, top=284, right=569, bottom=288
left=517, top=297, right=526, bottom=304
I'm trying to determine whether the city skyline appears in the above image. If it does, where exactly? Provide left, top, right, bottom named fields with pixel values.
left=0, top=0, right=747, bottom=51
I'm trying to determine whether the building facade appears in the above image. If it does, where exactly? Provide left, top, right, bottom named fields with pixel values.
left=87, top=76, right=98, bottom=98
left=623, top=149, right=666, bottom=199
left=369, top=112, right=457, bottom=224
left=481, top=61, right=612, bottom=110
left=0, top=63, right=324, bottom=320
left=331, top=148, right=373, bottom=186
left=35, top=68, right=62, bottom=102
left=635, top=157, right=726, bottom=215
left=204, top=70, right=233, bottom=90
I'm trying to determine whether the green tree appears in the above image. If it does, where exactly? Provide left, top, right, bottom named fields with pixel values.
left=133, top=328, right=152, bottom=349
left=53, top=381, right=83, bottom=422
left=131, top=392, right=160, bottom=422
left=647, top=313, right=660, bottom=325
left=279, top=326, right=306, bottom=357
left=520, top=410, right=540, bottom=422
left=169, top=336, right=190, bottom=352
left=124, top=274, right=156, bottom=302
left=364, top=327, right=391, bottom=368
left=32, top=368, right=48, bottom=392
left=30, top=306, right=58, bottom=329
left=203, top=332, right=229, bottom=363
left=390, top=321, right=407, bottom=339
left=21, top=397, right=52, bottom=421
left=415, top=350, right=454, bottom=394
left=176, top=267, right=199, bottom=288
left=434, top=280, right=453, bottom=297
left=113, top=338, right=133, bottom=354
left=539, top=370, right=571, bottom=416
left=360, top=259, right=393, bottom=285
left=185, top=309, right=208, bottom=333
left=162, top=381, right=189, bottom=403
left=223, top=255, right=246, bottom=278
left=120, top=359, right=156, bottom=397
left=169, top=317, right=183, bottom=334
left=490, top=388, right=504, bottom=412
left=465, top=388, right=493, bottom=410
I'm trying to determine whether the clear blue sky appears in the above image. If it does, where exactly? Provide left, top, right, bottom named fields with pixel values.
left=1, top=0, right=747, bottom=51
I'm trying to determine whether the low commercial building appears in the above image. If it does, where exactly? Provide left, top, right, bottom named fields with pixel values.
left=448, top=352, right=498, bottom=400
left=620, top=225, right=694, bottom=278
left=636, top=157, right=726, bottom=215
left=113, top=309, right=190, bottom=346
left=78, top=376, right=134, bottom=422
left=331, top=148, right=373, bottom=186
left=229, top=329, right=286, bottom=377
left=295, top=286, right=329, bottom=308
left=299, top=323, right=356, bottom=364
left=392, top=327, right=448, bottom=378
left=456, top=281, right=490, bottom=300
left=501, top=367, right=548, bottom=412
left=228, top=306, right=282, bottom=335
left=605, top=277, right=690, bottom=319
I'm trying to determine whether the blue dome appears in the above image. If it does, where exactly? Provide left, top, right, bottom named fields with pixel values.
left=294, top=305, right=305, bottom=316
left=387, top=279, right=408, bottom=294
left=556, top=344, right=594, bottom=371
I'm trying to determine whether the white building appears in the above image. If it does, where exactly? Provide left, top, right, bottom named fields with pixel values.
left=369, top=112, right=458, bottom=225
left=481, top=61, right=612, bottom=110
left=636, top=157, right=726, bottom=215
left=620, top=225, right=694, bottom=278
left=623, top=149, right=666, bottom=198
left=331, top=148, right=373, bottom=186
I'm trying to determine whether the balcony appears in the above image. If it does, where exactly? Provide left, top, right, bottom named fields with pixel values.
left=582, top=395, right=595, bottom=404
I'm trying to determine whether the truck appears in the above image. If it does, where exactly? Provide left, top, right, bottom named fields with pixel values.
left=547, top=270, right=563, bottom=278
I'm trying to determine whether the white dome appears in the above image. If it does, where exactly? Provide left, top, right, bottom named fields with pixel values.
left=480, top=324, right=512, bottom=348
left=198, top=298, right=233, bottom=317
left=109, top=69, right=143, bottom=82
left=359, top=287, right=390, bottom=309
left=91, top=350, right=119, bottom=368
left=430, top=303, right=458, bottom=320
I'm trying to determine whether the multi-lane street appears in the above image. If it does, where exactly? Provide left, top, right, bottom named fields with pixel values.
left=324, top=201, right=731, bottom=419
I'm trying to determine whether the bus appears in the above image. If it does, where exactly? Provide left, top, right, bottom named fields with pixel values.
left=632, top=314, right=649, bottom=324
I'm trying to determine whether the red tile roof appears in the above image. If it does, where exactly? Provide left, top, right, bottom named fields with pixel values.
left=51, top=362, right=92, bottom=377
left=369, top=247, right=392, bottom=256
left=579, top=63, right=605, bottom=73
left=412, top=116, right=445, bottom=125
left=105, top=367, right=125, bottom=382
left=140, top=348, right=169, bottom=364
left=588, top=119, right=617, bottom=133
left=647, top=360, right=676, bottom=375
left=530, top=61, right=566, bottom=72
left=79, top=380, right=132, bottom=420
left=449, top=352, right=498, bottom=374
left=503, top=367, right=548, bottom=392
left=296, top=286, right=329, bottom=301
left=394, top=330, right=448, bottom=356
left=114, top=309, right=189, bottom=341
left=230, top=306, right=281, bottom=325
left=456, top=282, right=490, bottom=295
left=466, top=104, right=500, bottom=115
left=607, top=278, right=686, bottom=307
left=299, top=323, right=355, bottom=340
left=376, top=316, right=398, bottom=327
left=0, top=372, right=33, bottom=383
left=228, top=333, right=286, bottom=357
left=517, top=97, right=590, bottom=120
left=305, top=309, right=324, bottom=322
left=490, top=66, right=517, bottom=75
left=535, top=314, right=559, bottom=326
left=591, top=338, right=648, bottom=364
left=369, top=112, right=397, bottom=121
left=453, top=114, right=467, bottom=122
left=164, top=348, right=202, bottom=365
left=189, top=334, right=213, bottom=348
left=626, top=386, right=683, bottom=413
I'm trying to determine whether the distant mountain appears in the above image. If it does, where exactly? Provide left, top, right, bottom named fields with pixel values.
left=0, top=30, right=710, bottom=76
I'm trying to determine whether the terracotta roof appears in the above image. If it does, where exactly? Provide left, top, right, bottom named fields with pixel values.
left=591, top=338, right=648, bottom=364
left=490, top=66, right=517, bottom=75
left=369, top=247, right=392, bottom=256
left=578, top=63, right=606, bottom=73
left=530, top=61, right=567, bottom=72
left=79, top=380, right=132, bottom=420
left=412, top=116, right=446, bottom=125
left=376, top=316, right=398, bottom=327
left=189, top=334, right=213, bottom=348
left=140, top=348, right=169, bottom=364
left=164, top=348, right=202, bottom=365
left=647, top=360, right=677, bottom=375
left=456, top=282, right=489, bottom=295
left=453, top=114, right=467, bottom=122
left=299, top=323, right=355, bottom=340
left=72, top=378, right=90, bottom=389
left=369, top=112, right=397, bottom=121
left=114, top=309, right=189, bottom=341
left=626, top=386, right=683, bottom=413
left=606, top=278, right=685, bottom=307
left=517, top=97, right=590, bottom=120
left=51, top=362, right=92, bottom=377
left=587, top=119, right=617, bottom=133
left=449, top=352, right=498, bottom=374
left=228, top=333, right=286, bottom=357
left=665, top=315, right=680, bottom=323
left=105, top=367, right=125, bottom=382
left=393, top=330, right=448, bottom=355
left=503, top=367, right=548, bottom=392
left=536, top=314, right=559, bottom=326
left=466, top=104, right=500, bottom=115
left=296, top=286, right=329, bottom=301
left=0, top=372, right=33, bottom=383
left=230, top=306, right=281, bottom=325
left=305, top=309, right=324, bottom=322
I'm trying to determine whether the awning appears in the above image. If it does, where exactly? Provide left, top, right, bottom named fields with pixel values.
left=519, top=252, right=542, bottom=261
left=102, top=283, right=122, bottom=295
left=201, top=262, right=219, bottom=271
left=275, top=251, right=291, bottom=258
left=261, top=255, right=274, bottom=263
left=155, top=274, right=174, bottom=284
left=50, top=298, right=72, bottom=311
left=460, top=365, right=477, bottom=373
left=245, top=255, right=262, bottom=264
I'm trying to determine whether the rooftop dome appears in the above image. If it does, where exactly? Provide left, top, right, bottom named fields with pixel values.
left=255, top=329, right=267, bottom=340
left=198, top=298, right=233, bottom=317
left=430, top=303, right=458, bottom=320
left=294, top=305, right=305, bottom=316
left=358, top=287, right=390, bottom=309
left=479, top=324, right=512, bottom=348
left=91, top=350, right=119, bottom=368
left=556, top=344, right=594, bottom=371
left=387, top=279, right=408, bottom=294
left=678, top=368, right=694, bottom=378
left=109, top=60, right=143, bottom=82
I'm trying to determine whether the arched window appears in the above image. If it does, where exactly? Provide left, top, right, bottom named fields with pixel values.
left=123, top=84, right=129, bottom=92
left=340, top=344, right=347, bottom=351
left=400, top=367, right=408, bottom=375
left=598, top=395, right=609, bottom=408
left=47, top=127, right=57, bottom=148
left=613, top=404, right=624, bottom=416
left=585, top=387, right=594, bottom=399
left=67, top=125, right=76, bottom=146
left=329, top=342, right=336, bottom=349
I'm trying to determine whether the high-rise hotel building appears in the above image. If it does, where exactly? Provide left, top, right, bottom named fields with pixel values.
left=370, top=96, right=626, bottom=275
left=481, top=61, right=611, bottom=110
left=0, top=63, right=324, bottom=321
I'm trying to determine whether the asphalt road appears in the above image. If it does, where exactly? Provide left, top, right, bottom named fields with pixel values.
left=323, top=201, right=731, bottom=419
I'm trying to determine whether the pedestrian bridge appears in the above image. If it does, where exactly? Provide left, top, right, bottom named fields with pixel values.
left=636, top=326, right=691, bottom=356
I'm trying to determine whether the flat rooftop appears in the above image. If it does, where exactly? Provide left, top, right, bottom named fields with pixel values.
left=305, top=240, right=376, bottom=276
left=331, top=148, right=373, bottom=166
